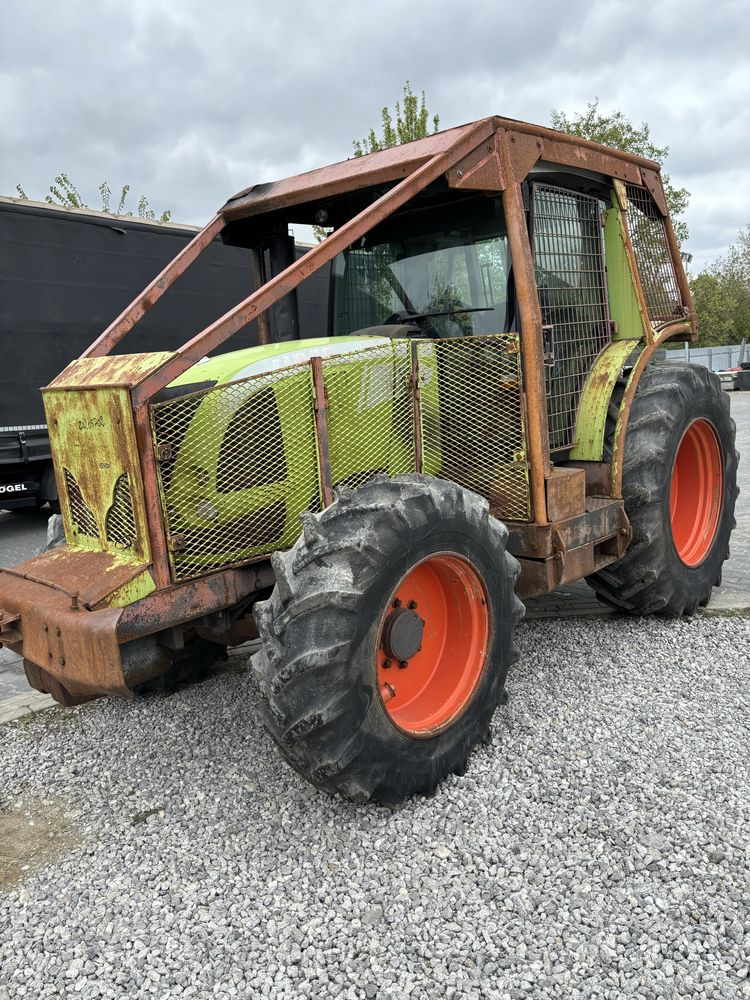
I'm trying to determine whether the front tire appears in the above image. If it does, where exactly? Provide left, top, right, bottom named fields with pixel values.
left=252, top=475, right=524, bottom=804
left=587, top=362, right=738, bottom=615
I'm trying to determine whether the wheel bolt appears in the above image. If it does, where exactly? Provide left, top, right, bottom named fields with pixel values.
left=381, top=682, right=396, bottom=702
left=398, top=660, right=409, bottom=669
left=392, top=598, right=402, bottom=608
left=407, top=600, right=418, bottom=610
left=382, top=658, right=392, bottom=669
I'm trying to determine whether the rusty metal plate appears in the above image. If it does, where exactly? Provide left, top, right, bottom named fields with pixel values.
left=43, top=387, right=151, bottom=562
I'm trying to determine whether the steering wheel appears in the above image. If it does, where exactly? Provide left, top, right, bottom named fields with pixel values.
left=383, top=310, right=439, bottom=337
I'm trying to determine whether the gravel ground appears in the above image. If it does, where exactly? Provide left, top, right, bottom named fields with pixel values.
left=1, top=614, right=749, bottom=1000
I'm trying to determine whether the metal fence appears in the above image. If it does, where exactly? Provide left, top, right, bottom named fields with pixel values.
left=662, top=341, right=748, bottom=372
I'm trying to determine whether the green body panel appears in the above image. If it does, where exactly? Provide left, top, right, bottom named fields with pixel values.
left=604, top=201, right=648, bottom=342
left=157, top=338, right=424, bottom=578
left=154, top=333, right=528, bottom=581
left=163, top=367, right=320, bottom=572
left=41, top=383, right=157, bottom=608
left=101, top=568, right=156, bottom=607
left=569, top=339, right=640, bottom=461
left=169, top=336, right=380, bottom=388
left=43, top=386, right=151, bottom=561
left=568, top=198, right=648, bottom=462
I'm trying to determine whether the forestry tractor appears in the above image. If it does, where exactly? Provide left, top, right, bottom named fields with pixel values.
left=0, top=117, right=738, bottom=803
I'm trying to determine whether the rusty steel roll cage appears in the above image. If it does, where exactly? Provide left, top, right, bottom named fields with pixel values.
left=0, top=115, right=700, bottom=706
left=75, top=115, right=692, bottom=594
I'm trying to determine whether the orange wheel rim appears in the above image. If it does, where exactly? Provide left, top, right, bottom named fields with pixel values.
left=669, top=418, right=723, bottom=567
left=376, top=553, right=490, bottom=736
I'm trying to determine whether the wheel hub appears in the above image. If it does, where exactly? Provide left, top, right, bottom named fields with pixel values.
left=670, top=418, right=723, bottom=567
left=381, top=607, right=424, bottom=663
left=376, top=553, right=490, bottom=736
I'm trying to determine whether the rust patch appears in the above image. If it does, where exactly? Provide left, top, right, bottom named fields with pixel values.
left=2, top=548, right=152, bottom=611
left=450, top=134, right=505, bottom=191
left=507, top=130, right=543, bottom=182
left=47, top=352, right=175, bottom=390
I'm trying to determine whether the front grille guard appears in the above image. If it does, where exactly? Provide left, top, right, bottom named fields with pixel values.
left=149, top=335, right=530, bottom=583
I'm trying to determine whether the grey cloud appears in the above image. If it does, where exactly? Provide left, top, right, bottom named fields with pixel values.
left=1, top=0, right=748, bottom=271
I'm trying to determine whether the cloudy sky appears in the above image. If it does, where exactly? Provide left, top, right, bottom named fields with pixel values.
left=2, top=0, right=748, bottom=271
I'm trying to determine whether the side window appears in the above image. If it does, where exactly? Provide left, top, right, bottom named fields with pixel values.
left=623, top=184, right=682, bottom=323
left=531, top=183, right=613, bottom=451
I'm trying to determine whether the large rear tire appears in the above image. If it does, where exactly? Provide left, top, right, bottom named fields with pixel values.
left=252, top=475, right=524, bottom=804
left=587, top=362, right=738, bottom=615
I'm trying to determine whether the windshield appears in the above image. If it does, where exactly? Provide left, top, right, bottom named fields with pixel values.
left=331, top=196, right=513, bottom=338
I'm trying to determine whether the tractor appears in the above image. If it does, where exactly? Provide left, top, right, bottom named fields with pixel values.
left=0, top=117, right=738, bottom=803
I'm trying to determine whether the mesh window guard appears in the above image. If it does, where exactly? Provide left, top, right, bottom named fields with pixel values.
left=623, top=184, right=683, bottom=324
left=151, top=336, right=531, bottom=582
left=532, top=184, right=613, bottom=451
left=418, top=335, right=529, bottom=521
left=151, top=363, right=321, bottom=582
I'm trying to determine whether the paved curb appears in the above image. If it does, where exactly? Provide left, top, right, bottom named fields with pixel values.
left=0, top=690, right=56, bottom=725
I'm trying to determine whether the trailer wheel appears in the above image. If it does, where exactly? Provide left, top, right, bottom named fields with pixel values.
left=252, top=475, right=523, bottom=804
left=587, top=362, right=738, bottom=615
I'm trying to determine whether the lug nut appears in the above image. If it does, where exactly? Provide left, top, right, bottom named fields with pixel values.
left=381, top=682, right=396, bottom=703
left=398, top=660, right=409, bottom=669
left=382, top=658, right=393, bottom=669
left=407, top=600, right=418, bottom=610
left=392, top=598, right=402, bottom=609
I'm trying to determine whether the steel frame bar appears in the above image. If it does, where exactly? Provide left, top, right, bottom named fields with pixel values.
left=663, top=213, right=696, bottom=336
left=410, top=341, right=423, bottom=474
left=250, top=248, right=272, bottom=345
left=311, top=356, right=334, bottom=507
left=134, top=405, right=172, bottom=589
left=609, top=319, right=692, bottom=497
left=83, top=215, right=225, bottom=358
left=499, top=133, right=549, bottom=524
left=131, top=119, right=497, bottom=406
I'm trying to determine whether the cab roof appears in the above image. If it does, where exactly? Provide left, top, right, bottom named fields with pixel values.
left=220, top=115, right=664, bottom=223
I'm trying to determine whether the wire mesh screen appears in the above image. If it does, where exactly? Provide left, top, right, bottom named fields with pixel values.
left=151, top=364, right=321, bottom=581
left=151, top=336, right=531, bottom=582
left=418, top=335, right=529, bottom=521
left=63, top=467, right=99, bottom=541
left=623, top=183, right=683, bottom=323
left=104, top=473, right=137, bottom=550
left=532, top=184, right=613, bottom=451
left=324, top=341, right=416, bottom=491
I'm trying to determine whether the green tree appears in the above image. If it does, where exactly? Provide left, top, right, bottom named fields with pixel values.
left=549, top=99, right=690, bottom=245
left=353, top=80, right=440, bottom=157
left=689, top=224, right=750, bottom=346
left=15, top=174, right=171, bottom=222
left=313, top=81, right=440, bottom=241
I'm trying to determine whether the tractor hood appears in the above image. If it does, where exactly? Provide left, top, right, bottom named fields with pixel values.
left=169, top=336, right=390, bottom=391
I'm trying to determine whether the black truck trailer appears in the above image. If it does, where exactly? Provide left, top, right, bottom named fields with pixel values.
left=0, top=196, right=328, bottom=511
